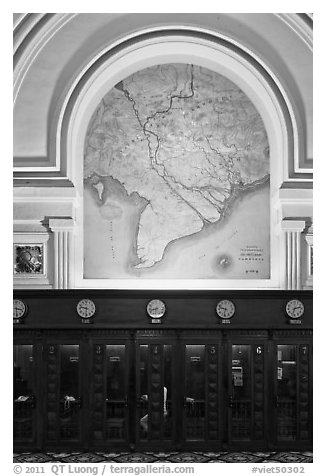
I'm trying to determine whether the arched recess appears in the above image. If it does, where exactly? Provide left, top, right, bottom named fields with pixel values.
left=55, top=29, right=307, bottom=289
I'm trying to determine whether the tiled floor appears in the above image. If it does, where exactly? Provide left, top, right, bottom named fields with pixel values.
left=14, top=450, right=313, bottom=463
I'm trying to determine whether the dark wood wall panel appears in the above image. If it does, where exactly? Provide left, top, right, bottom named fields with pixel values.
left=206, top=344, right=219, bottom=441
left=253, top=344, right=264, bottom=440
left=46, top=345, right=58, bottom=442
left=91, top=344, right=105, bottom=443
left=298, top=344, right=311, bottom=441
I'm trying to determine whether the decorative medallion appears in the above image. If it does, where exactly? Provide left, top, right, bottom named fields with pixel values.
left=14, top=245, right=43, bottom=274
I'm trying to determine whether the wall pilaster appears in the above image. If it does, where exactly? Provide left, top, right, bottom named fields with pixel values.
left=49, top=218, right=74, bottom=289
left=281, top=220, right=306, bottom=290
left=303, top=225, right=313, bottom=289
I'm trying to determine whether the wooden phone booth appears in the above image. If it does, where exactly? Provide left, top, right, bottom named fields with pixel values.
left=13, top=290, right=312, bottom=452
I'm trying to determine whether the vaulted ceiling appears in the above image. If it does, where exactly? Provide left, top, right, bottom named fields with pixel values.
left=13, top=13, right=312, bottom=183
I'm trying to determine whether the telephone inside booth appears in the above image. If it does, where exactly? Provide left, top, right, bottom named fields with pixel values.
left=232, top=366, right=244, bottom=387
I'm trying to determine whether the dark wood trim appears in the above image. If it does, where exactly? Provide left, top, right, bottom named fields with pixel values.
left=13, top=290, right=313, bottom=330
left=13, top=289, right=313, bottom=299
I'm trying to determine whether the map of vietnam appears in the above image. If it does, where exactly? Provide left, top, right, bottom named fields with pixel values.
left=84, top=64, right=270, bottom=278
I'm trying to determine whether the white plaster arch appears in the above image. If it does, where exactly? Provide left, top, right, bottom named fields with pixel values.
left=62, top=31, right=299, bottom=289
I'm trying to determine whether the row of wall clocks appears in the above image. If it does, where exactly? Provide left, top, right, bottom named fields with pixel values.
left=146, top=298, right=305, bottom=320
left=13, top=298, right=305, bottom=320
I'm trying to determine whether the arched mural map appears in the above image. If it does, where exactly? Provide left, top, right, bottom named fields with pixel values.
left=84, top=64, right=270, bottom=279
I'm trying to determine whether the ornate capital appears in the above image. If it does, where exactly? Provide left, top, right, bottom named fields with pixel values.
left=48, top=218, right=74, bottom=232
left=281, top=219, right=306, bottom=290
left=49, top=217, right=75, bottom=289
left=304, top=225, right=313, bottom=247
left=281, top=219, right=306, bottom=232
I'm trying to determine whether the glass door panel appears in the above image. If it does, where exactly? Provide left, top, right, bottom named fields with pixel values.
left=105, top=345, right=127, bottom=441
left=13, top=345, right=36, bottom=443
left=59, top=345, right=81, bottom=441
left=184, top=345, right=205, bottom=440
left=231, top=345, right=251, bottom=440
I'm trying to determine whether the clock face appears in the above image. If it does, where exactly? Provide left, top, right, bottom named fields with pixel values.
left=146, top=299, right=166, bottom=319
left=216, top=299, right=235, bottom=319
left=76, top=299, right=96, bottom=318
left=285, top=299, right=305, bottom=319
left=13, top=299, right=27, bottom=319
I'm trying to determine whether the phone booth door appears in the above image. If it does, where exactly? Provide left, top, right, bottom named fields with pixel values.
left=227, top=342, right=266, bottom=448
left=273, top=343, right=312, bottom=447
left=45, top=343, right=84, bottom=448
left=182, top=343, right=220, bottom=448
left=135, top=342, right=175, bottom=448
left=13, top=344, right=38, bottom=448
left=90, top=342, right=130, bottom=448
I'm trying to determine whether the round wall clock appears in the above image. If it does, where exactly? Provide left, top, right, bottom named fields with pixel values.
left=285, top=299, right=305, bottom=319
left=216, top=299, right=236, bottom=319
left=76, top=299, right=96, bottom=319
left=146, top=299, right=166, bottom=319
left=13, top=299, right=27, bottom=320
